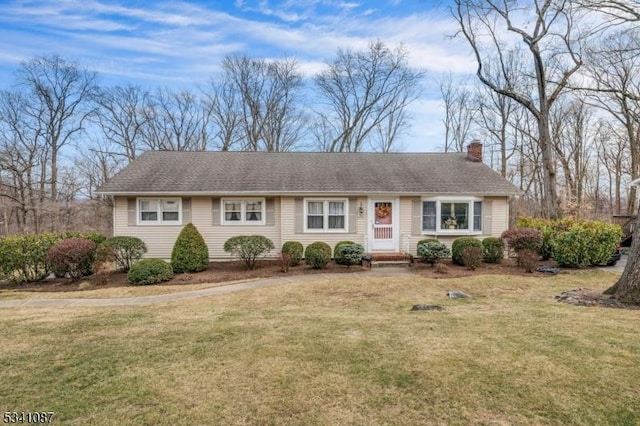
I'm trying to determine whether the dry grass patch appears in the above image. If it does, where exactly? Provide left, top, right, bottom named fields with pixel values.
left=1, top=271, right=639, bottom=425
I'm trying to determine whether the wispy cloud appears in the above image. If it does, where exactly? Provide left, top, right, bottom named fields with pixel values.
left=0, top=0, right=473, bottom=150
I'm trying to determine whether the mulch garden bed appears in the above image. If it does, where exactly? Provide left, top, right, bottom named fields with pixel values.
left=0, top=257, right=622, bottom=296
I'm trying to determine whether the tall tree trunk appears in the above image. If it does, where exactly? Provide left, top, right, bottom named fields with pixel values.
left=605, top=206, right=640, bottom=302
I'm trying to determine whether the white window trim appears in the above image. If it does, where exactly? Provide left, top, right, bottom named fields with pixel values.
left=303, top=198, right=349, bottom=233
left=421, top=196, right=483, bottom=235
left=221, top=198, right=266, bottom=225
left=137, top=197, right=182, bottom=226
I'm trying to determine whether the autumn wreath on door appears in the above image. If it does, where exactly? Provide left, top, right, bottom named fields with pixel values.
left=375, top=203, right=392, bottom=224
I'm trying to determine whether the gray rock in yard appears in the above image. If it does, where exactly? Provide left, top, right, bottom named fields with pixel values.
left=411, top=304, right=444, bottom=311
left=447, top=290, right=470, bottom=299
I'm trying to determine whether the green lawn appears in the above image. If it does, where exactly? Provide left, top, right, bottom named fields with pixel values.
left=1, top=271, right=639, bottom=425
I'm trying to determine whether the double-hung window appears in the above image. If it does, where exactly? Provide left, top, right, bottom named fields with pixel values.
left=305, top=199, right=347, bottom=232
left=222, top=199, right=265, bottom=225
left=138, top=198, right=182, bottom=225
left=422, top=198, right=482, bottom=233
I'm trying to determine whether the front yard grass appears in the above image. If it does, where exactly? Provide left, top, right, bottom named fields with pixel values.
left=1, top=271, right=639, bottom=425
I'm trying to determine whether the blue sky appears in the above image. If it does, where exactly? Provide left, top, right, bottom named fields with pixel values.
left=0, top=0, right=476, bottom=152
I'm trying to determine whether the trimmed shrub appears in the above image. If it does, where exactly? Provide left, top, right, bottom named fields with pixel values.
left=223, top=235, right=275, bottom=270
left=434, top=263, right=448, bottom=274
left=516, top=217, right=558, bottom=260
left=551, top=221, right=622, bottom=267
left=517, top=217, right=622, bottom=267
left=60, top=231, right=107, bottom=246
left=416, top=238, right=438, bottom=252
left=127, top=259, right=173, bottom=285
left=280, top=252, right=291, bottom=273
left=417, top=240, right=450, bottom=266
left=517, top=249, right=538, bottom=273
left=501, top=227, right=543, bottom=255
left=46, top=238, right=97, bottom=280
left=451, top=237, right=483, bottom=266
left=281, top=241, right=303, bottom=266
left=304, top=241, right=332, bottom=269
left=336, top=243, right=365, bottom=267
left=101, top=236, right=147, bottom=272
left=482, top=237, right=504, bottom=264
left=461, top=246, right=483, bottom=271
left=171, top=223, right=209, bottom=273
left=0, top=233, right=60, bottom=284
left=334, top=240, right=356, bottom=265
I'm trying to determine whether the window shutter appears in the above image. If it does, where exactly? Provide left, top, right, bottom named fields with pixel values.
left=266, top=198, right=276, bottom=226
left=348, top=197, right=357, bottom=233
left=294, top=197, right=303, bottom=234
left=127, top=198, right=136, bottom=226
left=411, top=199, right=422, bottom=235
left=212, top=198, right=220, bottom=226
left=483, top=200, right=493, bottom=235
left=182, top=197, right=191, bottom=224
left=473, top=201, right=482, bottom=231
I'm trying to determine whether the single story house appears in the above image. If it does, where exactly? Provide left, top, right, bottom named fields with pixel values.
left=97, top=142, right=520, bottom=260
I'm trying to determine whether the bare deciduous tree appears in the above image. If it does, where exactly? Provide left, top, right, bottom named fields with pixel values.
left=141, top=88, right=213, bottom=152
left=16, top=55, right=98, bottom=204
left=314, top=41, right=424, bottom=152
left=440, top=74, right=478, bottom=152
left=451, top=0, right=586, bottom=219
left=583, top=29, right=640, bottom=215
left=94, top=85, right=151, bottom=162
left=217, top=55, right=306, bottom=152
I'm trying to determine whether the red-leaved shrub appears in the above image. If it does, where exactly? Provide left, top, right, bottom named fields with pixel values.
left=501, top=227, right=543, bottom=254
left=46, top=238, right=96, bottom=280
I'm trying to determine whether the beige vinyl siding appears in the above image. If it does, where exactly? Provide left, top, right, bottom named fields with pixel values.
left=399, top=197, right=416, bottom=254
left=113, top=194, right=511, bottom=260
left=114, top=196, right=282, bottom=260
left=281, top=196, right=368, bottom=254
left=487, top=196, right=509, bottom=237
left=113, top=196, right=184, bottom=259
left=195, top=197, right=281, bottom=260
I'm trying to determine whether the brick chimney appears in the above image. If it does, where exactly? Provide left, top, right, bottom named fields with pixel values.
left=467, top=140, right=482, bottom=162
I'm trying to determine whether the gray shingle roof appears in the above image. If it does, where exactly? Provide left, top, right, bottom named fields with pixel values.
left=97, top=151, right=520, bottom=196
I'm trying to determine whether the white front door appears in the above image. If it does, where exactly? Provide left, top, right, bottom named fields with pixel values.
left=370, top=199, right=398, bottom=251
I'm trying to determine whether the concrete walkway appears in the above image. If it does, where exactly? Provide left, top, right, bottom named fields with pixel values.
left=0, top=268, right=416, bottom=309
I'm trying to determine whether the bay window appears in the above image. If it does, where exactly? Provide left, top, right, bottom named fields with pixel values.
left=422, top=198, right=482, bottom=233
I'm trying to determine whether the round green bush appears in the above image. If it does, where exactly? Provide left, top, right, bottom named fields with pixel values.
left=451, top=237, right=483, bottom=266
left=127, top=259, right=174, bottom=285
left=416, top=238, right=438, bottom=252
left=281, top=241, right=303, bottom=266
left=482, top=237, right=504, bottom=263
left=334, top=240, right=356, bottom=264
left=336, top=243, right=365, bottom=267
left=101, top=236, right=147, bottom=272
left=171, top=223, right=210, bottom=273
left=304, top=241, right=331, bottom=269
left=417, top=240, right=450, bottom=266
left=223, top=235, right=275, bottom=269
left=46, top=238, right=96, bottom=280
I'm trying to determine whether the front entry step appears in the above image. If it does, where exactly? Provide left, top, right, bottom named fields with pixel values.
left=367, top=252, right=413, bottom=268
